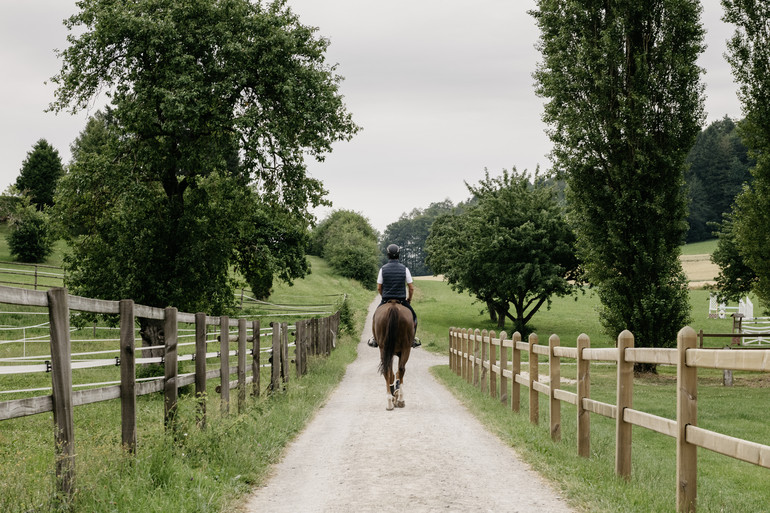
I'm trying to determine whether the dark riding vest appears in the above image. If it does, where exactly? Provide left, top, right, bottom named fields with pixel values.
left=381, top=261, right=407, bottom=300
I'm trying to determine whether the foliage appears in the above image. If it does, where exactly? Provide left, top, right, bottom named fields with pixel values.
left=720, top=0, right=770, bottom=310
left=425, top=169, right=580, bottom=335
left=379, top=199, right=456, bottom=275
left=48, top=0, right=359, bottom=319
left=6, top=200, right=54, bottom=263
left=310, top=210, right=379, bottom=289
left=684, top=116, right=753, bottom=242
left=531, top=1, right=702, bottom=357
left=15, top=139, right=64, bottom=210
left=709, top=212, right=757, bottom=303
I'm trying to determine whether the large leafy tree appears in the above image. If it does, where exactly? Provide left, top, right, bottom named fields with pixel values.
left=532, top=1, right=702, bottom=361
left=15, top=139, right=64, bottom=210
left=719, top=1, right=770, bottom=309
left=49, top=0, right=358, bottom=346
left=426, top=169, right=580, bottom=335
left=380, top=200, right=456, bottom=276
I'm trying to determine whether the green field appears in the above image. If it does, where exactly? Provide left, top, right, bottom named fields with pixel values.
left=0, top=256, right=372, bottom=513
left=412, top=278, right=770, bottom=513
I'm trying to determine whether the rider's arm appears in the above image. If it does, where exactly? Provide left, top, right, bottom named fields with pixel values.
left=407, top=282, right=414, bottom=302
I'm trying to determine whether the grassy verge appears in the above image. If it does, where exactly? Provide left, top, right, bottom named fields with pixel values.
left=414, top=279, right=770, bottom=513
left=0, top=256, right=374, bottom=512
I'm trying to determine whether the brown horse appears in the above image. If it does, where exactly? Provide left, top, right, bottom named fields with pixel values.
left=372, top=300, right=413, bottom=410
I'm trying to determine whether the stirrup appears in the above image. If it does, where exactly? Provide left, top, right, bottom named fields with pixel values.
left=367, top=338, right=378, bottom=348
left=412, top=337, right=421, bottom=348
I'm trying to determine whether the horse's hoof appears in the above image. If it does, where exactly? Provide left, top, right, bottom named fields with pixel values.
left=397, top=401, right=405, bottom=408
left=387, top=396, right=394, bottom=410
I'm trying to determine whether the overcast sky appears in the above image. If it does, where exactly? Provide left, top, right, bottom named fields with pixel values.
left=0, top=0, right=742, bottom=233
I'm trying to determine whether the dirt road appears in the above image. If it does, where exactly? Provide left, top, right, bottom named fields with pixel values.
left=241, top=298, right=574, bottom=513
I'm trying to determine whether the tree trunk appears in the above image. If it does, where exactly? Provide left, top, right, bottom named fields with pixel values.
left=634, top=362, right=658, bottom=374
left=487, top=301, right=498, bottom=323
left=496, top=304, right=507, bottom=329
left=138, top=317, right=165, bottom=359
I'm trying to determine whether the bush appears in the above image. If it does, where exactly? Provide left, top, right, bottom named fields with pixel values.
left=7, top=204, right=54, bottom=263
left=310, top=210, right=379, bottom=288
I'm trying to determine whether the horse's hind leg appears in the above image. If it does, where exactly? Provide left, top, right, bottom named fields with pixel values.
left=395, top=363, right=406, bottom=408
left=385, top=367, right=395, bottom=411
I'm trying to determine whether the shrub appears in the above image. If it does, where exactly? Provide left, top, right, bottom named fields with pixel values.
left=7, top=204, right=54, bottom=263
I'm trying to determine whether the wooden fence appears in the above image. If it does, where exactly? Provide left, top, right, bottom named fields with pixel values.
left=0, top=286, right=340, bottom=501
left=448, top=325, right=770, bottom=513
left=0, top=261, right=64, bottom=290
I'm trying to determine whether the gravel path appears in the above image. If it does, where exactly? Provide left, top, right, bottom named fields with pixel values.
left=240, top=298, right=575, bottom=513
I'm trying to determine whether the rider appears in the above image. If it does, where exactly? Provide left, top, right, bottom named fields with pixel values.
left=368, top=244, right=420, bottom=348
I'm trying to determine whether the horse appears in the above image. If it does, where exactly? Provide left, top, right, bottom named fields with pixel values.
left=372, top=300, right=413, bottom=410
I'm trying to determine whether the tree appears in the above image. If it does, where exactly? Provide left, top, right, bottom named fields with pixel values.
left=49, top=0, right=359, bottom=349
left=720, top=1, right=770, bottom=309
left=15, top=139, right=64, bottom=210
left=310, top=210, right=379, bottom=289
left=710, top=212, right=757, bottom=303
left=380, top=200, right=456, bottom=276
left=425, top=169, right=580, bottom=335
left=6, top=200, right=55, bottom=263
left=531, top=1, right=702, bottom=364
left=684, top=116, right=753, bottom=242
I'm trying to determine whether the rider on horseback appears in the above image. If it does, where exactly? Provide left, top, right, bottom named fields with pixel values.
left=368, top=244, right=420, bottom=348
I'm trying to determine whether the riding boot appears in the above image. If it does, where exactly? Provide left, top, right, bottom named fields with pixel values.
left=412, top=322, right=421, bottom=348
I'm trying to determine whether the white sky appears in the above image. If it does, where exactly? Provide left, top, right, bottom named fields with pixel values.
left=0, top=0, right=742, bottom=233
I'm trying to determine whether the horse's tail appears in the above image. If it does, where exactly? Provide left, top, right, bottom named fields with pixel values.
left=378, top=305, right=399, bottom=375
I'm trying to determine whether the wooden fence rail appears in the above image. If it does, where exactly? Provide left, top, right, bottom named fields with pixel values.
left=448, top=325, right=770, bottom=513
left=0, top=286, right=340, bottom=501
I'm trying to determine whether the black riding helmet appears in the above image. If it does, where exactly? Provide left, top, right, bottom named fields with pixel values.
left=386, top=244, right=400, bottom=259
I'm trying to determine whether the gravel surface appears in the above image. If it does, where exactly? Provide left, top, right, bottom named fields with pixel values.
left=240, top=298, right=575, bottom=513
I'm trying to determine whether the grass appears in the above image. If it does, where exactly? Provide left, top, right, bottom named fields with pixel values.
left=679, top=238, right=718, bottom=256
left=0, top=255, right=374, bottom=512
left=412, top=279, right=770, bottom=513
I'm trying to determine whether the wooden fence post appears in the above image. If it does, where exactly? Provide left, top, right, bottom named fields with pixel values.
left=47, top=287, right=75, bottom=499
left=164, top=307, right=178, bottom=430
left=120, top=299, right=137, bottom=452
left=499, top=331, right=508, bottom=407
left=473, top=329, right=481, bottom=387
left=220, top=316, right=230, bottom=415
left=615, top=330, right=634, bottom=480
left=194, top=312, right=207, bottom=429
left=549, top=334, right=561, bottom=442
left=237, top=318, right=247, bottom=414
left=512, top=331, right=521, bottom=412
left=463, top=329, right=470, bottom=383
left=480, top=329, right=489, bottom=393
left=577, top=333, right=591, bottom=458
left=271, top=323, right=281, bottom=391
left=295, top=322, right=304, bottom=377
left=282, top=322, right=290, bottom=384
left=489, top=330, right=498, bottom=399
left=449, top=328, right=455, bottom=373
left=677, top=326, right=698, bottom=513
left=252, top=320, right=261, bottom=396
left=529, top=333, right=539, bottom=426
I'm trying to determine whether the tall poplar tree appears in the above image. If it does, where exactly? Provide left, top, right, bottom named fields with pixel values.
left=720, top=1, right=770, bottom=309
left=531, top=1, right=704, bottom=363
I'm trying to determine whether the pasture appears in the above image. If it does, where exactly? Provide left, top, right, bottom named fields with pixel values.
left=0, top=256, right=370, bottom=512
left=413, top=278, right=770, bottom=513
